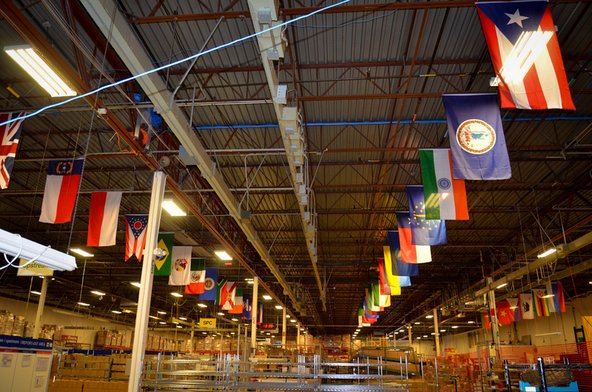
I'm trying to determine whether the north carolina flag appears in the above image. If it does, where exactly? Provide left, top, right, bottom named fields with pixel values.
left=124, top=214, right=148, bottom=262
left=39, top=159, right=84, bottom=224
left=387, top=231, right=419, bottom=277
left=476, top=0, right=574, bottom=110
left=87, top=191, right=122, bottom=247
left=396, top=213, right=432, bottom=264
left=406, top=186, right=447, bottom=246
left=0, top=112, right=25, bottom=190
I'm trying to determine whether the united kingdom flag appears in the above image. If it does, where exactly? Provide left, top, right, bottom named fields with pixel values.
left=0, top=112, right=25, bottom=189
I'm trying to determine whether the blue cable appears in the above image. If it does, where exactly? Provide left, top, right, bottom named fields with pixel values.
left=0, top=0, right=351, bottom=127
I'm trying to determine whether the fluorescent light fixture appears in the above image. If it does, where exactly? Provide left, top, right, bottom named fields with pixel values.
left=157, top=311, right=167, bottom=315
left=77, top=302, right=90, bottom=307
left=262, top=295, right=272, bottom=300
left=265, top=332, right=270, bottom=335
left=230, top=332, right=235, bottom=335
left=537, top=248, right=557, bottom=259
left=130, top=282, right=141, bottom=288
left=231, top=318, right=238, bottom=322
left=4, top=45, right=77, bottom=97
left=275, top=305, right=283, bottom=309
left=170, top=292, right=183, bottom=298
left=31, top=290, right=42, bottom=295
left=217, top=312, right=224, bottom=316
left=0, top=228, right=76, bottom=271
left=286, top=315, right=290, bottom=319
left=176, top=325, right=182, bottom=329
left=122, top=309, right=133, bottom=314
left=496, top=283, right=508, bottom=289
left=202, top=331, right=207, bottom=335
left=179, top=317, right=187, bottom=321
left=162, top=200, right=187, bottom=217
left=440, top=329, right=446, bottom=333
left=414, top=322, right=421, bottom=325
left=245, top=278, right=254, bottom=282
left=197, top=303, right=207, bottom=308
left=91, top=290, right=106, bottom=296
left=159, top=321, right=166, bottom=325
left=70, top=248, right=94, bottom=258
left=423, top=335, right=428, bottom=338
left=215, top=250, right=232, bottom=261
left=416, top=337, right=421, bottom=340
left=451, top=325, right=459, bottom=329
left=290, top=319, right=296, bottom=323
left=111, top=310, right=122, bottom=314
left=425, top=314, right=433, bottom=319
left=468, top=320, right=475, bottom=324
left=431, top=332, right=435, bottom=335
left=247, top=280, right=254, bottom=285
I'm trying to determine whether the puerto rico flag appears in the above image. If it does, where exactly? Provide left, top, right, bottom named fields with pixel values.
left=39, top=159, right=84, bottom=224
left=0, top=112, right=25, bottom=189
left=124, top=214, right=148, bottom=261
left=476, top=0, right=574, bottom=110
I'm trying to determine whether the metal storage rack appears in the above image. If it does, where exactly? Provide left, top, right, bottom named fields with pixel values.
left=141, top=354, right=413, bottom=391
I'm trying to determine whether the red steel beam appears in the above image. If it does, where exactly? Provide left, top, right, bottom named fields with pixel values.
left=131, top=0, right=586, bottom=24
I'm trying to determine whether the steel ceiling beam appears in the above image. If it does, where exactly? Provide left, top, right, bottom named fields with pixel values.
left=129, top=0, right=583, bottom=24
left=0, top=0, right=294, bottom=320
left=80, top=0, right=302, bottom=316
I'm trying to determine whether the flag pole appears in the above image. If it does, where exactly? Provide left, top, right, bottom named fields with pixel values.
left=128, top=171, right=166, bottom=392
left=32, top=277, right=49, bottom=339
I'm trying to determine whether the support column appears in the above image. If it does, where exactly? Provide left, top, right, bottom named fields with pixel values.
left=237, top=323, right=241, bottom=356
left=433, top=308, right=440, bottom=356
left=297, top=323, right=301, bottom=347
left=281, top=307, right=287, bottom=347
left=190, top=321, right=195, bottom=353
left=32, top=277, right=48, bottom=339
left=128, top=172, right=166, bottom=392
left=408, top=324, right=412, bottom=347
left=486, top=277, right=501, bottom=362
left=250, top=277, right=259, bottom=354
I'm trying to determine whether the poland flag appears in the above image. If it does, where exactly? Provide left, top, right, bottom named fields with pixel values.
left=87, top=191, right=122, bottom=247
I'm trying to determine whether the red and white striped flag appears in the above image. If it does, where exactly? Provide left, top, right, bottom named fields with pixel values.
left=87, top=191, right=122, bottom=247
left=39, top=159, right=84, bottom=224
left=0, top=112, right=25, bottom=190
left=476, top=1, right=574, bottom=110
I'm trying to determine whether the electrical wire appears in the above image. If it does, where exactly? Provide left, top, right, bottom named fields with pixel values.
left=0, top=0, right=351, bottom=128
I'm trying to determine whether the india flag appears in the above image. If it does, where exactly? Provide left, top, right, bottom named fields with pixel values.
left=419, top=149, right=469, bottom=220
